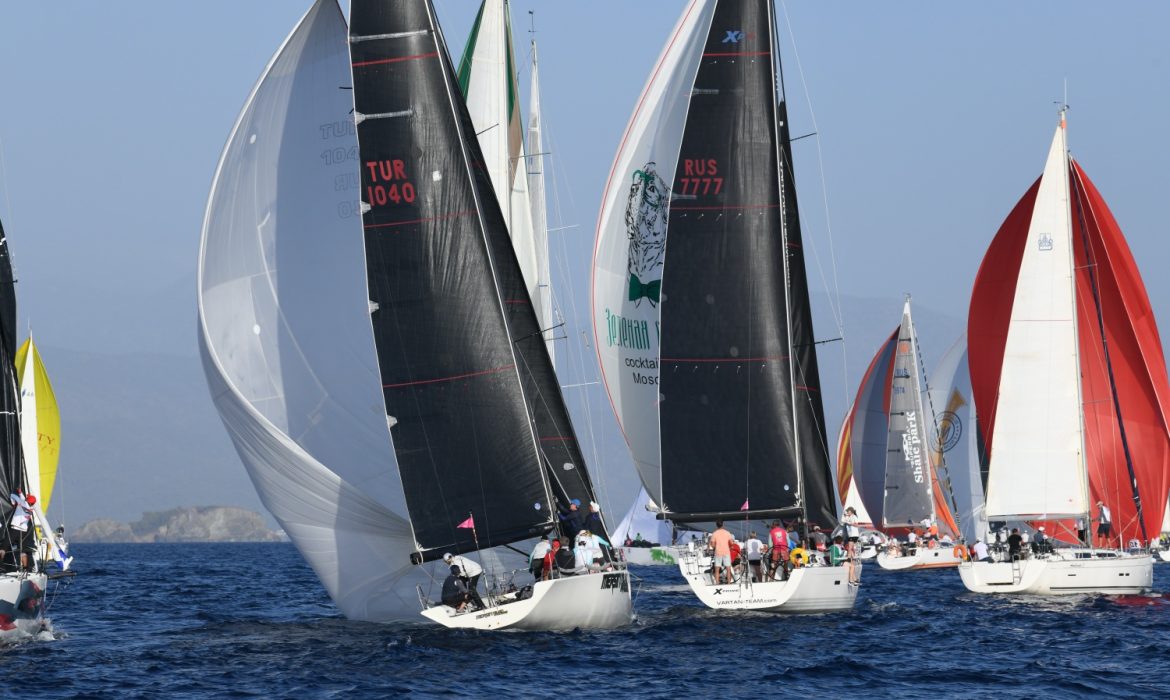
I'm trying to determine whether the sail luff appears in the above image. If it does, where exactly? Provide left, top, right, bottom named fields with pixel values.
left=18, top=342, right=39, bottom=508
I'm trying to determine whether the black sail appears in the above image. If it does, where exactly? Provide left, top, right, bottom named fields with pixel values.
left=658, top=0, right=835, bottom=528
left=0, top=219, right=21, bottom=519
left=349, top=0, right=598, bottom=562
left=0, top=218, right=16, bottom=361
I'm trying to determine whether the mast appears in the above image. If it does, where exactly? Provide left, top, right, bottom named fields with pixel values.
left=767, top=0, right=805, bottom=535
left=1060, top=109, right=1094, bottom=533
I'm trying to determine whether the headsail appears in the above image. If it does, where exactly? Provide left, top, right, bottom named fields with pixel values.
left=349, top=0, right=599, bottom=562
left=592, top=0, right=835, bottom=527
left=15, top=338, right=59, bottom=514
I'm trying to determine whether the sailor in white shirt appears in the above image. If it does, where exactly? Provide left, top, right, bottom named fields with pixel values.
left=973, top=539, right=991, bottom=562
left=743, top=532, right=765, bottom=581
left=443, top=553, right=485, bottom=609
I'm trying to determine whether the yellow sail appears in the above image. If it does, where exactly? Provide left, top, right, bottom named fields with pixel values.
left=15, top=337, right=60, bottom=512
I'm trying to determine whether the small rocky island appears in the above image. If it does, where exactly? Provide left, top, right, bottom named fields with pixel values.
left=72, top=506, right=285, bottom=543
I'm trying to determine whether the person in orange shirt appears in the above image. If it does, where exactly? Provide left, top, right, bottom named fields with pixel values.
left=709, top=520, right=735, bottom=585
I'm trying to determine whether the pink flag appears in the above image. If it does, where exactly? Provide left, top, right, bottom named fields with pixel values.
left=740, top=499, right=750, bottom=511
left=457, top=515, right=475, bottom=529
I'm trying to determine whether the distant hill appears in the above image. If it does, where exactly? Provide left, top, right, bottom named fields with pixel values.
left=72, top=506, right=284, bottom=543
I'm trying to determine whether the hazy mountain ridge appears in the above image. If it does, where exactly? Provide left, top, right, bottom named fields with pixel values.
left=72, top=506, right=283, bottom=543
left=37, top=291, right=969, bottom=528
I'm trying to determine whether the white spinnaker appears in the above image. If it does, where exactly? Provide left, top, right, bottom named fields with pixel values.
left=841, top=476, right=875, bottom=527
left=591, top=0, right=716, bottom=501
left=197, top=0, right=426, bottom=622
left=984, top=121, right=1088, bottom=520
left=462, top=0, right=542, bottom=329
left=18, top=348, right=39, bottom=505
left=928, top=334, right=986, bottom=543
left=527, top=40, right=555, bottom=366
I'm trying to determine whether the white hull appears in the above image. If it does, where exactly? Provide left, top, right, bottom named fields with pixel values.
left=877, top=546, right=965, bottom=571
left=0, top=572, right=47, bottom=640
left=678, top=552, right=859, bottom=613
left=958, top=550, right=1152, bottom=595
left=420, top=570, right=633, bottom=631
left=1153, top=549, right=1170, bottom=563
left=621, top=546, right=677, bottom=566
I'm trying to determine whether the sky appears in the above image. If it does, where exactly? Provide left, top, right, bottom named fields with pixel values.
left=1, top=1, right=1169, bottom=525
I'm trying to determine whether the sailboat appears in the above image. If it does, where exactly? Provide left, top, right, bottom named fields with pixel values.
left=198, top=0, right=630, bottom=631
left=838, top=298, right=966, bottom=571
left=0, top=219, right=69, bottom=639
left=592, top=0, right=858, bottom=613
left=959, top=110, right=1170, bottom=595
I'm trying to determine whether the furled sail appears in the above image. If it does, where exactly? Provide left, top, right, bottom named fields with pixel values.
left=198, top=0, right=421, bottom=622
left=15, top=338, right=59, bottom=514
left=457, top=1, right=553, bottom=363
left=969, top=117, right=1170, bottom=542
left=349, top=0, right=598, bottom=561
left=592, top=0, right=836, bottom=527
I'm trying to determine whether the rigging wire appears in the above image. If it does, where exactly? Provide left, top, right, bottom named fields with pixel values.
left=777, top=0, right=849, bottom=411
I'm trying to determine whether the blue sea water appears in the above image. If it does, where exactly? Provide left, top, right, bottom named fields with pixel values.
left=3, top=543, right=1170, bottom=698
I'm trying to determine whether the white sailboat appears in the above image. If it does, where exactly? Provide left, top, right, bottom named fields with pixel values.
left=592, top=0, right=858, bottom=613
left=198, top=0, right=630, bottom=631
left=838, top=297, right=967, bottom=571
left=959, top=111, right=1169, bottom=595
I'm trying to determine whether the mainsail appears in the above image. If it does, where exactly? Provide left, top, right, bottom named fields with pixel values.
left=0, top=218, right=21, bottom=521
left=592, top=0, right=836, bottom=527
left=969, top=116, right=1170, bottom=542
left=349, top=0, right=598, bottom=561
